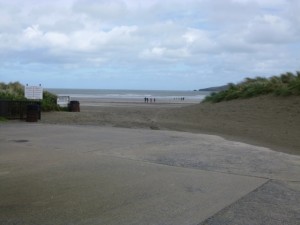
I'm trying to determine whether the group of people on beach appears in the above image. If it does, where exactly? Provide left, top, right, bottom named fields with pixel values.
left=144, top=97, right=155, bottom=103
left=143, top=97, right=186, bottom=103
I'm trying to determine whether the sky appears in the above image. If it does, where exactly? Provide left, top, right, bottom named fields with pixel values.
left=0, top=0, right=300, bottom=90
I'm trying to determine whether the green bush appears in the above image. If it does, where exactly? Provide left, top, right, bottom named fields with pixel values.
left=41, top=91, right=60, bottom=111
left=288, top=79, right=300, bottom=95
left=274, top=86, right=292, bottom=96
left=0, top=81, right=61, bottom=111
left=0, top=82, right=26, bottom=100
left=204, top=71, right=300, bottom=103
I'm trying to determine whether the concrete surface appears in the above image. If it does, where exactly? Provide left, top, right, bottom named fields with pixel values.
left=0, top=123, right=299, bottom=225
left=200, top=180, right=300, bottom=225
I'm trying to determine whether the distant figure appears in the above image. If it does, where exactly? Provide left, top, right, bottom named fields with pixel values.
left=146, top=98, right=149, bottom=103
left=144, top=97, right=147, bottom=103
left=154, top=98, right=156, bottom=103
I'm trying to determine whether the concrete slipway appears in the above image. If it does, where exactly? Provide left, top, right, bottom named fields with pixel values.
left=0, top=123, right=299, bottom=225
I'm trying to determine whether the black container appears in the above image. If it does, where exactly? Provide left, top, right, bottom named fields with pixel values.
left=26, top=104, right=40, bottom=122
left=68, top=101, right=80, bottom=112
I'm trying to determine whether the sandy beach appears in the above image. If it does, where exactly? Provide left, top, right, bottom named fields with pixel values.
left=41, top=95, right=300, bottom=155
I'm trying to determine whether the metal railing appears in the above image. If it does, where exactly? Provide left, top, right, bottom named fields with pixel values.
left=0, top=100, right=41, bottom=120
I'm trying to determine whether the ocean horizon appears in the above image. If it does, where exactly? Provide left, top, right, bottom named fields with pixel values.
left=46, top=88, right=210, bottom=103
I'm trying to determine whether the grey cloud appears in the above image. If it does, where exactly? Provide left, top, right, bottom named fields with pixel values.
left=0, top=0, right=300, bottom=89
left=72, top=0, right=128, bottom=23
left=244, top=15, right=297, bottom=44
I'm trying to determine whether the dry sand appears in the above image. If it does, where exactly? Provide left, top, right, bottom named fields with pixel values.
left=41, top=95, right=300, bottom=155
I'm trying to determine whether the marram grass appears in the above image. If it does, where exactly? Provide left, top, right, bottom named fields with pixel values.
left=204, top=71, right=300, bottom=103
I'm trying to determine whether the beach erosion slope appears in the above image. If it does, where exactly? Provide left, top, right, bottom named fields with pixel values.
left=41, top=95, right=300, bottom=155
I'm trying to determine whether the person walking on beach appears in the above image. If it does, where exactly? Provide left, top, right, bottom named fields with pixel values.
left=144, top=97, right=147, bottom=103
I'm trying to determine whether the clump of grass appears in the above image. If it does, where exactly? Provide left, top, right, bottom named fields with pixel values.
left=0, top=81, right=61, bottom=111
left=203, top=71, right=300, bottom=103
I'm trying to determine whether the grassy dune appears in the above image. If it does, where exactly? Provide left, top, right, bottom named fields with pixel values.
left=204, top=72, right=300, bottom=103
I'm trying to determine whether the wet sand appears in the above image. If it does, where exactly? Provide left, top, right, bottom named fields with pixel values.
left=41, top=95, right=300, bottom=155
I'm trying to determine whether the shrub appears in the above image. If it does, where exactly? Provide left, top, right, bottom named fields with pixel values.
left=0, top=82, right=26, bottom=100
left=41, top=91, right=60, bottom=111
left=288, top=79, right=300, bottom=95
left=204, top=71, right=300, bottom=103
left=274, top=86, right=292, bottom=96
left=0, top=81, right=61, bottom=111
left=203, top=91, right=227, bottom=103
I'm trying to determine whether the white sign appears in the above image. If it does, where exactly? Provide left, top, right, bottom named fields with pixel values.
left=25, top=86, right=43, bottom=100
left=57, top=96, right=70, bottom=107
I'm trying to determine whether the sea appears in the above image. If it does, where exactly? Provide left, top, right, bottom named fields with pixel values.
left=46, top=88, right=210, bottom=104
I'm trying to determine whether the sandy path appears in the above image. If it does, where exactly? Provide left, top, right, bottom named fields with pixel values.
left=41, top=95, right=300, bottom=155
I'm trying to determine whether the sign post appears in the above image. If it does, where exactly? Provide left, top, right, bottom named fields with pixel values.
left=25, top=85, right=43, bottom=100
left=24, top=84, right=43, bottom=122
left=57, top=96, right=70, bottom=107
